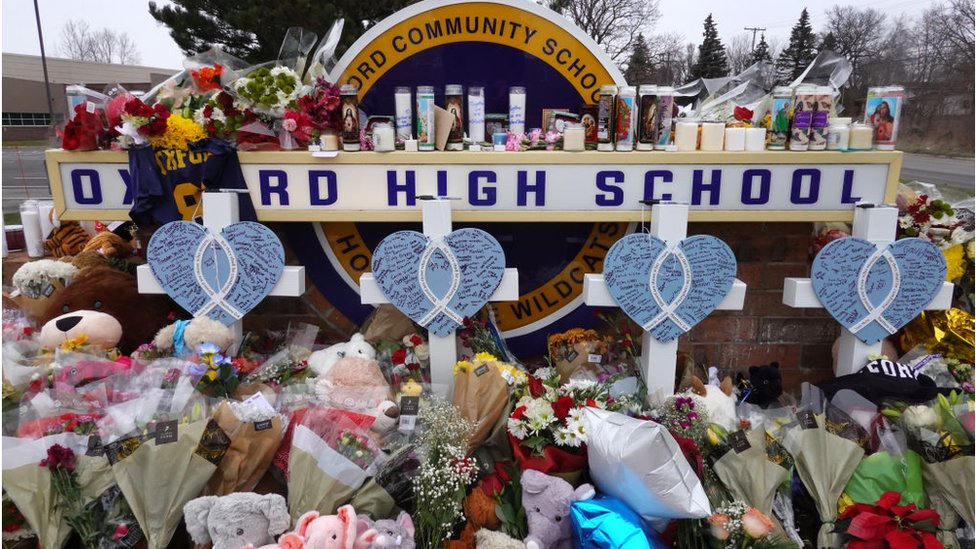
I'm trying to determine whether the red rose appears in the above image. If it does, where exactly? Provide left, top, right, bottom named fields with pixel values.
left=494, top=461, right=511, bottom=482
left=480, top=474, right=503, bottom=497
left=528, top=377, right=545, bottom=397
left=406, top=362, right=420, bottom=371
left=410, top=335, right=423, bottom=346
left=551, top=396, right=575, bottom=419
left=391, top=349, right=407, bottom=365
left=734, top=106, right=754, bottom=122
left=586, top=399, right=597, bottom=407
left=511, top=405, right=527, bottom=420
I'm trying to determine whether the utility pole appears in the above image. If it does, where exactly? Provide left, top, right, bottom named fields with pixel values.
left=744, top=26, right=766, bottom=50
left=33, top=0, right=55, bottom=128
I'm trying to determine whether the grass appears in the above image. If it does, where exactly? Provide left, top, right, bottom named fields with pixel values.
left=2, top=140, right=50, bottom=148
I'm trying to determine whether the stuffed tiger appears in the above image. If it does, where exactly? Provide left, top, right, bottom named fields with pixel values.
left=43, top=221, right=90, bottom=258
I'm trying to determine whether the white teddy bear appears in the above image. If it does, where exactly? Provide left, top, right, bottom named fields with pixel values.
left=307, top=333, right=376, bottom=377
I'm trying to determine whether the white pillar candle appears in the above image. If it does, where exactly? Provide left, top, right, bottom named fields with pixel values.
left=1, top=217, right=6, bottom=258
left=724, top=127, right=746, bottom=151
left=322, top=132, right=339, bottom=151
left=674, top=121, right=699, bottom=151
left=745, top=127, right=766, bottom=151
left=849, top=123, right=874, bottom=151
left=38, top=200, right=56, bottom=239
left=373, top=123, right=396, bottom=152
left=468, top=86, right=485, bottom=143
left=700, top=122, right=725, bottom=151
left=394, top=86, right=412, bottom=141
left=509, top=86, right=526, bottom=135
left=563, top=123, right=585, bottom=151
left=20, top=200, right=44, bottom=258
left=404, top=139, right=419, bottom=152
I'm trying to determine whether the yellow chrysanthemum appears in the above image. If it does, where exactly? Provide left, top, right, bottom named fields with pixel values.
left=474, top=351, right=497, bottom=362
left=205, top=370, right=218, bottom=381
left=60, top=334, right=89, bottom=352
left=453, top=360, right=474, bottom=375
left=497, top=363, right=528, bottom=385
left=149, top=113, right=207, bottom=150
left=944, top=244, right=966, bottom=281
left=837, top=493, right=854, bottom=514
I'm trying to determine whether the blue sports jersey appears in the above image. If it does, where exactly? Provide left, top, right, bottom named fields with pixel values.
left=127, top=138, right=256, bottom=227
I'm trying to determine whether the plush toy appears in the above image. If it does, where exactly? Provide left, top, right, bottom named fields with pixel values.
left=688, top=376, right=737, bottom=431
left=314, top=356, right=399, bottom=432
left=40, top=266, right=175, bottom=354
left=80, top=230, right=133, bottom=258
left=153, top=316, right=236, bottom=355
left=292, top=505, right=377, bottom=549
left=9, top=259, right=80, bottom=322
left=737, top=362, right=783, bottom=409
left=43, top=221, right=90, bottom=258
left=445, top=479, right=501, bottom=549
left=308, top=333, right=376, bottom=377
left=183, top=493, right=291, bottom=549
left=357, top=511, right=415, bottom=549
left=243, top=532, right=305, bottom=549
left=521, top=469, right=595, bottom=549
left=475, top=530, right=527, bottom=549
left=39, top=309, right=122, bottom=350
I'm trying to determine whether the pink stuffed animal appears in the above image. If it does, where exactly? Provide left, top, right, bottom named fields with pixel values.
left=291, top=505, right=377, bottom=549
left=244, top=532, right=304, bottom=549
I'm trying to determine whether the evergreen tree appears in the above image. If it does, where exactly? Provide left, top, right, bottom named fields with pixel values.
left=775, top=8, right=818, bottom=83
left=149, top=0, right=420, bottom=64
left=690, top=14, right=729, bottom=78
left=819, top=31, right=839, bottom=53
left=750, top=34, right=772, bottom=64
left=624, top=34, right=654, bottom=84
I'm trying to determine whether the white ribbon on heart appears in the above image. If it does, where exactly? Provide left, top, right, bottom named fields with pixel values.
left=192, top=233, right=245, bottom=320
left=417, top=237, right=464, bottom=326
left=849, top=245, right=900, bottom=335
left=643, top=243, right=693, bottom=333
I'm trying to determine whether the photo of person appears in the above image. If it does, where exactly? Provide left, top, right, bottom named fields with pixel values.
left=640, top=95, right=658, bottom=143
left=341, top=97, right=359, bottom=140
left=868, top=98, right=895, bottom=142
left=773, top=100, right=790, bottom=131
left=581, top=113, right=597, bottom=141
left=447, top=97, right=463, bottom=136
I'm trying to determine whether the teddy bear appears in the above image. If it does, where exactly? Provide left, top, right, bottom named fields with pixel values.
left=314, top=356, right=399, bottom=432
left=184, top=492, right=291, bottom=549
left=40, top=266, right=176, bottom=355
left=521, top=469, right=595, bottom=549
left=736, top=362, right=784, bottom=409
left=291, top=505, right=377, bottom=549
left=687, top=375, right=737, bottom=431
left=356, top=511, right=415, bottom=549
left=445, top=480, right=500, bottom=549
left=153, top=316, right=236, bottom=356
left=308, top=333, right=376, bottom=377
left=38, top=309, right=122, bottom=351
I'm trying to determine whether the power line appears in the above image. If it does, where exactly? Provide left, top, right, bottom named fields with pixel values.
left=744, top=26, right=766, bottom=50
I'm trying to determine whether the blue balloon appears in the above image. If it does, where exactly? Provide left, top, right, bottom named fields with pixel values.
left=570, top=497, right=669, bottom=549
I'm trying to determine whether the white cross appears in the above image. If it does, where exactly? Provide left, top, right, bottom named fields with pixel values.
left=582, top=202, right=747, bottom=398
left=358, top=198, right=520, bottom=396
left=783, top=204, right=954, bottom=376
left=136, top=191, right=307, bottom=344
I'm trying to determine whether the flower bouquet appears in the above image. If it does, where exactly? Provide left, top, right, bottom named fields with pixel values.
left=231, top=65, right=303, bottom=118
left=706, top=426, right=792, bottom=518
left=350, top=444, right=422, bottom=519
left=453, top=352, right=517, bottom=454
left=114, top=97, right=170, bottom=149
left=377, top=332, right=431, bottom=399
left=201, top=395, right=285, bottom=496
left=240, top=321, right=317, bottom=387
left=834, top=491, right=942, bottom=549
left=60, top=103, right=110, bottom=151
left=2, top=491, right=35, bottom=546
left=286, top=406, right=385, bottom=521
left=707, top=501, right=793, bottom=549
left=547, top=328, right=606, bottom=383
left=506, top=368, right=608, bottom=484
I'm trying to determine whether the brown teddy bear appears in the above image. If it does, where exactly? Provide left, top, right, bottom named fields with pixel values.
left=445, top=480, right=502, bottom=549
left=40, top=266, right=177, bottom=355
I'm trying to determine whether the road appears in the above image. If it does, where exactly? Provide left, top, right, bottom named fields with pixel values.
left=2, top=146, right=973, bottom=214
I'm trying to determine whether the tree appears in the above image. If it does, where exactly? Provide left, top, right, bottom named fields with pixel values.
left=59, top=20, right=141, bottom=64
left=725, top=34, right=753, bottom=74
left=818, top=31, right=839, bottom=53
left=751, top=34, right=772, bottom=64
left=690, top=14, right=729, bottom=78
left=775, top=8, right=817, bottom=83
left=624, top=34, right=654, bottom=84
left=547, top=0, right=660, bottom=62
left=824, top=6, right=885, bottom=85
left=149, top=0, right=421, bottom=64
left=646, top=32, right=691, bottom=84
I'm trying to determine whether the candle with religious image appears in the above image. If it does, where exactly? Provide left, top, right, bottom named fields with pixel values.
left=416, top=86, right=435, bottom=151
left=655, top=87, right=674, bottom=150
left=809, top=86, right=832, bottom=151
left=445, top=84, right=465, bottom=150
left=789, top=85, right=816, bottom=151
left=769, top=86, right=791, bottom=150
left=394, top=86, right=412, bottom=141
left=597, top=85, right=616, bottom=151
left=614, top=86, right=636, bottom=151
left=636, top=85, right=658, bottom=150
left=866, top=86, right=903, bottom=150
left=340, top=84, right=360, bottom=151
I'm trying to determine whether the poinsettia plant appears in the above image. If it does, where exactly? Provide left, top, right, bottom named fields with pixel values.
left=834, top=491, right=941, bottom=549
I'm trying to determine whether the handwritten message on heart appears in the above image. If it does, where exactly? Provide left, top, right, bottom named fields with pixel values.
left=148, top=221, right=284, bottom=325
left=604, top=234, right=737, bottom=342
left=371, top=229, right=505, bottom=337
left=811, top=237, right=946, bottom=344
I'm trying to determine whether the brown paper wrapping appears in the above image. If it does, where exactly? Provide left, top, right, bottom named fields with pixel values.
left=712, top=428, right=790, bottom=517
left=921, top=456, right=975, bottom=530
left=453, top=361, right=510, bottom=454
left=547, top=329, right=605, bottom=383
left=203, top=402, right=283, bottom=496
left=900, top=309, right=975, bottom=364
left=361, top=305, right=417, bottom=345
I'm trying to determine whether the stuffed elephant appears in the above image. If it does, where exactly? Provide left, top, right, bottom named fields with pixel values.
left=521, top=469, right=595, bottom=549
left=184, top=492, right=290, bottom=549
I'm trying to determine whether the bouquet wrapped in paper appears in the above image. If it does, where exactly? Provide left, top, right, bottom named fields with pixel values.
left=707, top=425, right=792, bottom=517
left=452, top=353, right=517, bottom=454
left=202, top=392, right=286, bottom=496
left=96, top=379, right=227, bottom=549
left=286, top=406, right=386, bottom=521
left=781, top=388, right=866, bottom=548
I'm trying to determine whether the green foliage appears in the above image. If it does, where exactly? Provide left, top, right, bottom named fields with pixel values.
left=624, top=34, right=654, bottom=84
left=751, top=34, right=772, bottom=64
left=775, top=8, right=818, bottom=83
left=690, top=14, right=729, bottom=79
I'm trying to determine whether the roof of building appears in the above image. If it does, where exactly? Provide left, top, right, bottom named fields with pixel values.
left=2, top=53, right=178, bottom=84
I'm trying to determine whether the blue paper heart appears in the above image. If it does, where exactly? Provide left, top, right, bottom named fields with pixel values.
left=371, top=228, right=506, bottom=337
left=811, top=237, right=946, bottom=344
left=148, top=221, right=285, bottom=325
left=603, top=234, right=737, bottom=342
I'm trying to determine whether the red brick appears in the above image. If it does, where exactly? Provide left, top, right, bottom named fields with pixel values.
left=746, top=290, right=796, bottom=317
left=718, top=343, right=802, bottom=370
left=736, top=263, right=763, bottom=288
left=302, top=286, right=334, bottom=315
left=779, top=366, right=835, bottom=393
left=760, top=263, right=809, bottom=290
left=800, top=343, right=837, bottom=372
left=759, top=318, right=840, bottom=344
left=324, top=307, right=357, bottom=339
left=689, top=316, right=758, bottom=342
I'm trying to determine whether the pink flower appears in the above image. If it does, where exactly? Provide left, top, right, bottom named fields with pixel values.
left=741, top=507, right=773, bottom=539
left=112, top=524, right=129, bottom=540
left=282, top=118, right=298, bottom=132
left=708, top=513, right=731, bottom=540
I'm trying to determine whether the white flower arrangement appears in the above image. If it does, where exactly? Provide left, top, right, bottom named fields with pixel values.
left=11, top=260, right=79, bottom=299
left=232, top=65, right=302, bottom=116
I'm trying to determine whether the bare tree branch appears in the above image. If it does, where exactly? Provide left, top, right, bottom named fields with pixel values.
left=58, top=19, right=141, bottom=64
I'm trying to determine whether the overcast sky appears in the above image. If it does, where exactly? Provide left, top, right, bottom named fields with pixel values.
left=2, top=0, right=942, bottom=70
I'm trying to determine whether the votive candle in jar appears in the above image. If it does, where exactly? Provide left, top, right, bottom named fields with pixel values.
left=322, top=131, right=339, bottom=151
left=20, top=200, right=43, bottom=258
left=468, top=86, right=485, bottom=143
left=826, top=117, right=851, bottom=151
left=849, top=122, right=874, bottom=151
left=724, top=127, right=746, bottom=151
left=674, top=121, right=699, bottom=151
left=394, top=87, right=412, bottom=141
left=563, top=123, right=585, bottom=151
left=38, top=200, right=56, bottom=239
left=745, top=127, right=766, bottom=151
left=372, top=122, right=395, bottom=152
left=509, top=86, right=526, bottom=135
left=700, top=121, right=725, bottom=151
left=416, top=86, right=436, bottom=151
left=339, top=84, right=361, bottom=151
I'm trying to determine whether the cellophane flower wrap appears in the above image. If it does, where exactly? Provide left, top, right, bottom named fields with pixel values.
left=231, top=65, right=303, bottom=118
left=201, top=393, right=286, bottom=496
left=706, top=425, right=792, bottom=518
